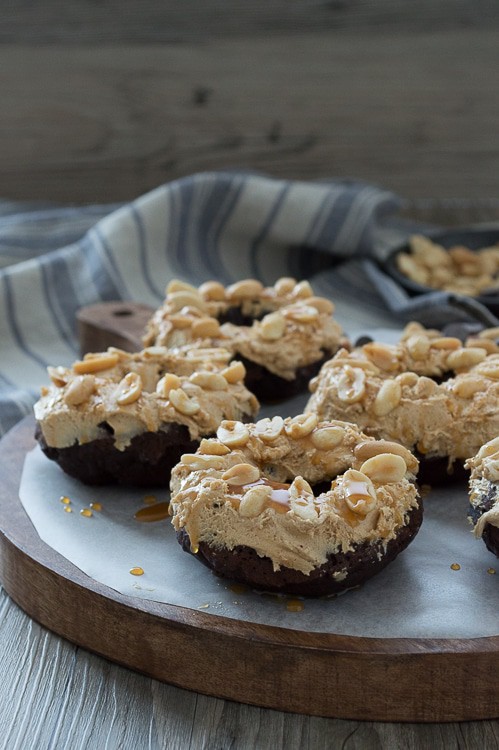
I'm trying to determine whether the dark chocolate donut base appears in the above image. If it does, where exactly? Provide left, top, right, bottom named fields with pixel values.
left=238, top=351, right=332, bottom=403
left=35, top=422, right=200, bottom=487
left=416, top=455, right=468, bottom=487
left=468, top=481, right=499, bottom=558
left=176, top=501, right=423, bottom=597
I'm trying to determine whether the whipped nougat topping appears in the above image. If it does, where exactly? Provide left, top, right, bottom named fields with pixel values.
left=34, top=346, right=259, bottom=451
left=142, top=277, right=346, bottom=380
left=169, top=415, right=419, bottom=575
left=466, top=437, right=499, bottom=535
left=306, top=329, right=499, bottom=462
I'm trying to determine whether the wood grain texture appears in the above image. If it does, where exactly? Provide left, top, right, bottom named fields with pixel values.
left=0, top=584, right=498, bottom=750
left=1, top=417, right=499, bottom=726
left=77, top=301, right=155, bottom=355
left=1, top=2, right=499, bottom=206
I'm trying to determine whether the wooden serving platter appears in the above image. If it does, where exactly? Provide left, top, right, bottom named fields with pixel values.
left=1, top=416, right=499, bottom=723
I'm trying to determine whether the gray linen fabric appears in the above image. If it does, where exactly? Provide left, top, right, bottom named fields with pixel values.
left=0, top=171, right=496, bottom=439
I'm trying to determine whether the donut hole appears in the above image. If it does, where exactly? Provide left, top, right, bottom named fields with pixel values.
left=217, top=305, right=268, bottom=327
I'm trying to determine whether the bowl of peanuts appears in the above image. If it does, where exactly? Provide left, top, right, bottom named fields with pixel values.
left=384, top=229, right=499, bottom=315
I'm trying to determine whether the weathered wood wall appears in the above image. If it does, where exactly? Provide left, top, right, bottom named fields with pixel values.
left=1, top=3, right=499, bottom=207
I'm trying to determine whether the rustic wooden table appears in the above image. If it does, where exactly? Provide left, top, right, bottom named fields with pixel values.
left=1, top=3, right=499, bottom=747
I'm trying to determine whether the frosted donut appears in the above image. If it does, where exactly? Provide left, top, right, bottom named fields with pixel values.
left=34, top=346, right=259, bottom=487
left=142, top=277, right=346, bottom=401
left=169, top=414, right=421, bottom=596
left=306, top=326, right=499, bottom=480
left=466, top=437, right=499, bottom=558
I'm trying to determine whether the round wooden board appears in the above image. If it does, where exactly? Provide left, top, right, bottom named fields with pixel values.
left=1, top=418, right=498, bottom=723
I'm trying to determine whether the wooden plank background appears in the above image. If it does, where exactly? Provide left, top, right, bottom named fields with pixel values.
left=1, top=0, right=499, bottom=216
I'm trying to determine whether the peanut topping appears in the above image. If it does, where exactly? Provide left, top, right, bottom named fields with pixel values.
left=239, top=485, right=272, bottom=517
left=395, top=235, right=499, bottom=297
left=354, top=440, right=418, bottom=475
left=167, top=290, right=207, bottom=313
left=169, top=388, right=200, bottom=416
left=373, top=379, right=402, bottom=417
left=198, top=439, right=231, bottom=456
left=415, top=376, right=437, bottom=398
left=476, top=437, right=499, bottom=461
left=363, top=342, right=399, bottom=372
left=156, top=373, right=182, bottom=398
left=395, top=371, right=419, bottom=387
left=191, top=317, right=221, bottom=338
left=222, top=463, right=260, bottom=486
left=198, top=280, right=226, bottom=301
left=63, top=375, right=96, bottom=406
left=289, top=477, right=318, bottom=520
left=115, top=372, right=143, bottom=406
left=336, top=366, right=366, bottom=403
left=221, top=361, right=246, bottom=384
left=291, top=280, right=313, bottom=299
left=406, top=334, right=430, bottom=360
left=283, top=304, right=319, bottom=324
left=284, top=412, right=318, bottom=439
left=475, top=360, right=499, bottom=380
left=254, top=416, right=284, bottom=442
left=259, top=312, right=286, bottom=340
left=274, top=277, right=297, bottom=295
left=217, top=420, right=250, bottom=448
left=181, top=453, right=225, bottom=471
left=189, top=371, right=228, bottom=391
left=307, top=296, right=335, bottom=314
left=73, top=352, right=120, bottom=374
left=343, top=469, right=377, bottom=515
left=49, top=365, right=70, bottom=387
left=452, top=376, right=486, bottom=399
left=169, top=315, right=193, bottom=329
left=446, top=347, right=486, bottom=371
left=359, top=453, right=407, bottom=484
left=430, top=337, right=461, bottom=351
left=166, top=279, right=199, bottom=295
left=311, top=425, right=345, bottom=450
left=226, top=279, right=264, bottom=299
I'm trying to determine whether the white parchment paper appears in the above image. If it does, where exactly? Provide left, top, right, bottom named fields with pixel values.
left=18, top=329, right=499, bottom=639
left=19, top=416, right=499, bottom=639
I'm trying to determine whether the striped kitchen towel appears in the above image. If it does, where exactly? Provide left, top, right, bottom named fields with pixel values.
left=0, top=170, right=496, bottom=438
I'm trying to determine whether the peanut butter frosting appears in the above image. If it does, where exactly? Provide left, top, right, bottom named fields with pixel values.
left=466, top=437, right=499, bottom=537
left=142, top=277, right=345, bottom=380
left=169, top=415, right=419, bottom=576
left=34, top=347, right=259, bottom=451
left=306, top=329, right=499, bottom=463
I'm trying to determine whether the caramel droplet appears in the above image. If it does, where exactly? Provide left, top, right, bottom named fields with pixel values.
left=59, top=495, right=71, bottom=505
left=63, top=506, right=73, bottom=514
left=134, top=501, right=170, bottom=523
left=286, top=599, right=304, bottom=612
left=487, top=567, right=496, bottom=575
left=89, top=502, right=102, bottom=512
left=80, top=508, right=93, bottom=518
left=450, top=563, right=461, bottom=571
left=229, top=583, right=248, bottom=595
left=129, top=567, right=144, bottom=576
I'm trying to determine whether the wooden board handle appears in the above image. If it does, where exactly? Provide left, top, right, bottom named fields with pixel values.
left=77, top=301, right=155, bottom=356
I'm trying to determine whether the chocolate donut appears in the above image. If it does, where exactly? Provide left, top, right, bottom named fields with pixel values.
left=142, top=277, right=347, bottom=401
left=306, top=325, right=499, bottom=482
left=466, top=437, right=499, bottom=558
left=169, top=414, right=421, bottom=596
left=34, top=346, right=259, bottom=487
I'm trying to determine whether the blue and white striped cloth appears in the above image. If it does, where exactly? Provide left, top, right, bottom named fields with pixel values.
left=0, top=171, right=496, bottom=439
